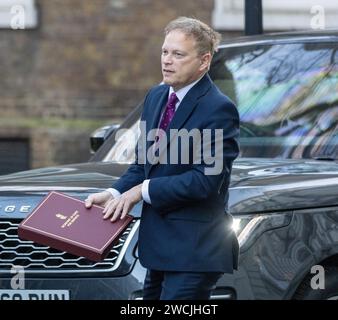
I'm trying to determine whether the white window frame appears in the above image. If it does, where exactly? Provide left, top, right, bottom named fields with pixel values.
left=0, top=0, right=38, bottom=29
left=212, top=0, right=338, bottom=31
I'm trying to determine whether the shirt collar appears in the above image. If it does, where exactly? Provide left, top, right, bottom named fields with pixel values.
left=168, top=75, right=205, bottom=103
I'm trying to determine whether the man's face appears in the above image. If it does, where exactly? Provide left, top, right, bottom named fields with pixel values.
left=161, top=30, right=210, bottom=91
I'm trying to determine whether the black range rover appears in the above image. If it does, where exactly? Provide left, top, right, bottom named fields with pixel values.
left=0, top=31, right=337, bottom=300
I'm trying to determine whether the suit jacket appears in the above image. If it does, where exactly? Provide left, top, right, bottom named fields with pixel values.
left=113, top=74, right=240, bottom=273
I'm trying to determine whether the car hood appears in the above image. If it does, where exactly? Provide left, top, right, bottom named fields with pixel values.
left=229, top=158, right=338, bottom=214
left=0, top=158, right=337, bottom=218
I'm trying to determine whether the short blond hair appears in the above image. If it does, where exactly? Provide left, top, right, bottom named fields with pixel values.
left=164, top=17, right=221, bottom=56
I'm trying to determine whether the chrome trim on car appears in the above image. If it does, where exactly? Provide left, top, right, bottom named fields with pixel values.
left=133, top=292, right=234, bottom=300
left=210, top=294, right=233, bottom=300
left=220, top=35, right=337, bottom=49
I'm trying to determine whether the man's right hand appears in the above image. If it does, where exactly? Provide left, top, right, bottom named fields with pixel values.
left=85, top=191, right=113, bottom=209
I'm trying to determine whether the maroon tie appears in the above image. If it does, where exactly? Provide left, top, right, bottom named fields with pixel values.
left=159, top=92, right=178, bottom=132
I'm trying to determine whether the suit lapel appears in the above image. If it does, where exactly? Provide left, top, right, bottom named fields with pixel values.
left=147, top=74, right=213, bottom=175
left=144, top=86, right=168, bottom=176
left=146, top=86, right=169, bottom=151
left=170, top=74, right=212, bottom=133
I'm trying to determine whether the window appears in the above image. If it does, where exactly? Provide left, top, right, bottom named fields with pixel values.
left=212, top=0, right=338, bottom=30
left=0, top=0, right=38, bottom=29
left=210, top=41, right=338, bottom=159
left=0, top=139, right=30, bottom=175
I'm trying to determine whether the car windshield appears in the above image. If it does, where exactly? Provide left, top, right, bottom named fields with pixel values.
left=103, top=40, right=338, bottom=163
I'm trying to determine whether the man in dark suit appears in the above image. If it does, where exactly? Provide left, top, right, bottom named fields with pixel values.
left=85, top=17, right=240, bottom=300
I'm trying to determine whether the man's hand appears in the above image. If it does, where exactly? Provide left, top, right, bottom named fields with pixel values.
left=85, top=191, right=113, bottom=209
left=103, top=184, right=142, bottom=222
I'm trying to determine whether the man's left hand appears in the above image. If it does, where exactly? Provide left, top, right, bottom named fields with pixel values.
left=103, top=183, right=142, bottom=222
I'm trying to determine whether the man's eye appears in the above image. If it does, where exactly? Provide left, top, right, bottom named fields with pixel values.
left=162, top=50, right=168, bottom=55
left=175, top=52, right=183, bottom=57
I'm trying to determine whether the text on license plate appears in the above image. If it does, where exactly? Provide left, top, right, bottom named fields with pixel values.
left=0, top=290, right=70, bottom=300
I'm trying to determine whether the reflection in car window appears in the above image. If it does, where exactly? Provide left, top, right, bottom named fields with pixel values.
left=210, top=42, right=338, bottom=160
left=103, top=120, right=140, bottom=163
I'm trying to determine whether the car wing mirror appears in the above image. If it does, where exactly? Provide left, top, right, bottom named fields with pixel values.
left=90, top=123, right=120, bottom=154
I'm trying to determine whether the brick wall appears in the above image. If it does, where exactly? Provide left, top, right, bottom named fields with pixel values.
left=0, top=0, right=236, bottom=171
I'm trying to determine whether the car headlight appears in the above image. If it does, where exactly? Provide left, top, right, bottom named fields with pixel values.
left=232, top=212, right=293, bottom=252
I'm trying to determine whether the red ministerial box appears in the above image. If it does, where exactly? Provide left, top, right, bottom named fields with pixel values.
left=18, top=191, right=133, bottom=262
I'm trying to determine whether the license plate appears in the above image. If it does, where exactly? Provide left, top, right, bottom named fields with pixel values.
left=0, top=290, right=70, bottom=300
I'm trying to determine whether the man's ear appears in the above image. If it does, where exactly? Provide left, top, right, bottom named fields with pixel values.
left=199, top=52, right=212, bottom=71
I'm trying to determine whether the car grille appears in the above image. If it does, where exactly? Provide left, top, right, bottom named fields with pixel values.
left=0, top=218, right=138, bottom=274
